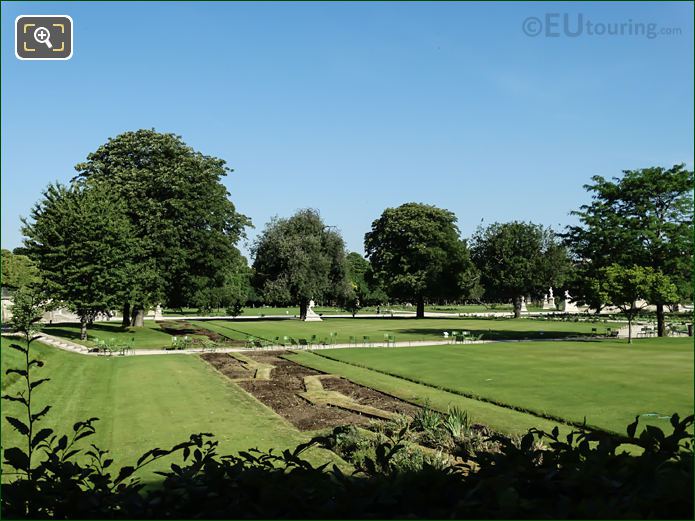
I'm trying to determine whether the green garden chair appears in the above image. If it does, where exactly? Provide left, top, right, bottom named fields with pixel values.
left=349, top=335, right=357, bottom=346
left=298, top=338, right=309, bottom=348
left=362, top=335, right=370, bottom=347
left=310, top=335, right=318, bottom=347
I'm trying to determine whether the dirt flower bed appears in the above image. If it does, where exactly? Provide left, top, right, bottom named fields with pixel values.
left=320, top=377, right=420, bottom=417
left=202, top=351, right=422, bottom=431
left=200, top=352, right=251, bottom=379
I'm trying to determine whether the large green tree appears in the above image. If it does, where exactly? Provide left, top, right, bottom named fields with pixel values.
left=22, top=183, right=134, bottom=339
left=1, top=249, right=40, bottom=290
left=74, top=129, right=250, bottom=326
left=252, top=209, right=352, bottom=319
left=470, top=221, right=570, bottom=318
left=364, top=203, right=476, bottom=318
left=565, top=165, right=694, bottom=336
left=593, top=265, right=679, bottom=343
left=343, top=252, right=387, bottom=315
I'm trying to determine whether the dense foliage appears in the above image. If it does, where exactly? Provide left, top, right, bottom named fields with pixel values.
left=565, top=164, right=694, bottom=335
left=593, top=264, right=679, bottom=343
left=1, top=250, right=40, bottom=291
left=251, top=209, right=352, bottom=318
left=21, top=183, right=135, bottom=338
left=470, top=221, right=570, bottom=317
left=365, top=203, right=476, bottom=318
left=73, top=129, right=250, bottom=325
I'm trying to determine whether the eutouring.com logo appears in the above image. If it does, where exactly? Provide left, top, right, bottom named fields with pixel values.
left=522, top=13, right=682, bottom=39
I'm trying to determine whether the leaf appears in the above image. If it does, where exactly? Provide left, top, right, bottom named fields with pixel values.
left=29, top=378, right=51, bottom=390
left=5, top=369, right=28, bottom=378
left=626, top=416, right=639, bottom=438
left=9, top=343, right=28, bottom=355
left=31, top=405, right=51, bottom=422
left=3, top=447, right=30, bottom=472
left=28, top=359, right=44, bottom=368
left=115, top=465, right=135, bottom=483
left=32, top=428, right=54, bottom=448
left=56, top=435, right=68, bottom=451
left=670, top=413, right=680, bottom=429
left=2, top=394, right=28, bottom=406
left=5, top=416, right=29, bottom=435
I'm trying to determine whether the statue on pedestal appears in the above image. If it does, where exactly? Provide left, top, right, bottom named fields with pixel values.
left=304, top=299, right=322, bottom=322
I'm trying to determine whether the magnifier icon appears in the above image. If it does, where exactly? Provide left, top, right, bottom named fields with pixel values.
left=33, top=26, right=53, bottom=49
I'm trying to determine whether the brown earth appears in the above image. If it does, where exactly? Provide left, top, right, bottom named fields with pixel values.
left=201, top=352, right=251, bottom=379
left=201, top=351, right=419, bottom=431
left=321, top=376, right=420, bottom=417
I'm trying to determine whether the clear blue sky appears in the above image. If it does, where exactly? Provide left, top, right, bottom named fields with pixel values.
left=2, top=1, right=693, bottom=258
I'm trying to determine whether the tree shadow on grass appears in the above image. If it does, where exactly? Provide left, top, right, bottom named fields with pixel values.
left=393, top=327, right=596, bottom=341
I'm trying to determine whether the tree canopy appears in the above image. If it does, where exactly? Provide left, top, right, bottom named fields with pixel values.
left=593, top=264, right=679, bottom=343
left=1, top=249, right=40, bottom=291
left=73, top=129, right=251, bottom=325
left=364, top=203, right=475, bottom=318
left=470, top=221, right=569, bottom=317
left=565, top=164, right=694, bottom=335
left=22, top=183, right=134, bottom=339
left=252, top=209, right=352, bottom=318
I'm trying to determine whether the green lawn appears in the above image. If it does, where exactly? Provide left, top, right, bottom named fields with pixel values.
left=297, top=338, right=693, bottom=435
left=286, top=350, right=574, bottom=437
left=188, top=316, right=621, bottom=345
left=42, top=321, right=176, bottom=349
left=1, top=338, right=336, bottom=480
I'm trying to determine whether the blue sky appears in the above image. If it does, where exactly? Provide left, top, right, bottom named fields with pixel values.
left=2, top=1, right=693, bottom=258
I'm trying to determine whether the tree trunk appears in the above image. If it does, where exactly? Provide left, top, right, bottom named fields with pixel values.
left=656, top=303, right=666, bottom=337
left=299, top=301, right=308, bottom=320
left=121, top=302, right=131, bottom=327
left=131, top=305, right=145, bottom=327
left=513, top=296, right=522, bottom=318
left=416, top=297, right=425, bottom=319
left=80, top=319, right=88, bottom=341
left=627, top=318, right=632, bottom=344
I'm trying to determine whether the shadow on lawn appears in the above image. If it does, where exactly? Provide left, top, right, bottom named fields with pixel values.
left=393, top=327, right=595, bottom=341
left=42, top=322, right=135, bottom=339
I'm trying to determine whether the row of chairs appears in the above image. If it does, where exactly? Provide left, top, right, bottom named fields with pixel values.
left=590, top=327, right=619, bottom=337
left=443, top=331, right=482, bottom=343
left=89, top=337, right=134, bottom=356
left=243, top=333, right=398, bottom=349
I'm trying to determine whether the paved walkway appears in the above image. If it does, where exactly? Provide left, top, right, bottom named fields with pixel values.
left=2, top=331, right=491, bottom=357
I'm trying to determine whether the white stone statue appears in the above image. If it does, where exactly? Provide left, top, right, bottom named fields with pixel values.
left=304, top=299, right=322, bottom=322
left=564, top=290, right=571, bottom=300
left=548, top=287, right=554, bottom=299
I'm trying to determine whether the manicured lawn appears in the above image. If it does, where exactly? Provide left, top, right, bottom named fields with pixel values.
left=286, top=350, right=573, bottom=437
left=1, top=338, right=336, bottom=481
left=303, top=338, right=693, bottom=435
left=42, top=321, right=176, bottom=349
left=188, top=316, right=622, bottom=345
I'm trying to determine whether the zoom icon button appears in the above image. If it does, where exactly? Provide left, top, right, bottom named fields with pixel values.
left=16, top=15, right=73, bottom=60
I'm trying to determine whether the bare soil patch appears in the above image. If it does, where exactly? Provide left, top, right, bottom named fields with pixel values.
left=321, top=376, right=420, bottom=417
left=202, top=351, right=420, bottom=431
left=201, top=352, right=251, bottom=379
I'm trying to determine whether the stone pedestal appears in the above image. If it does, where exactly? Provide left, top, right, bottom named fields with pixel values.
left=520, top=297, right=528, bottom=312
left=543, top=298, right=556, bottom=310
